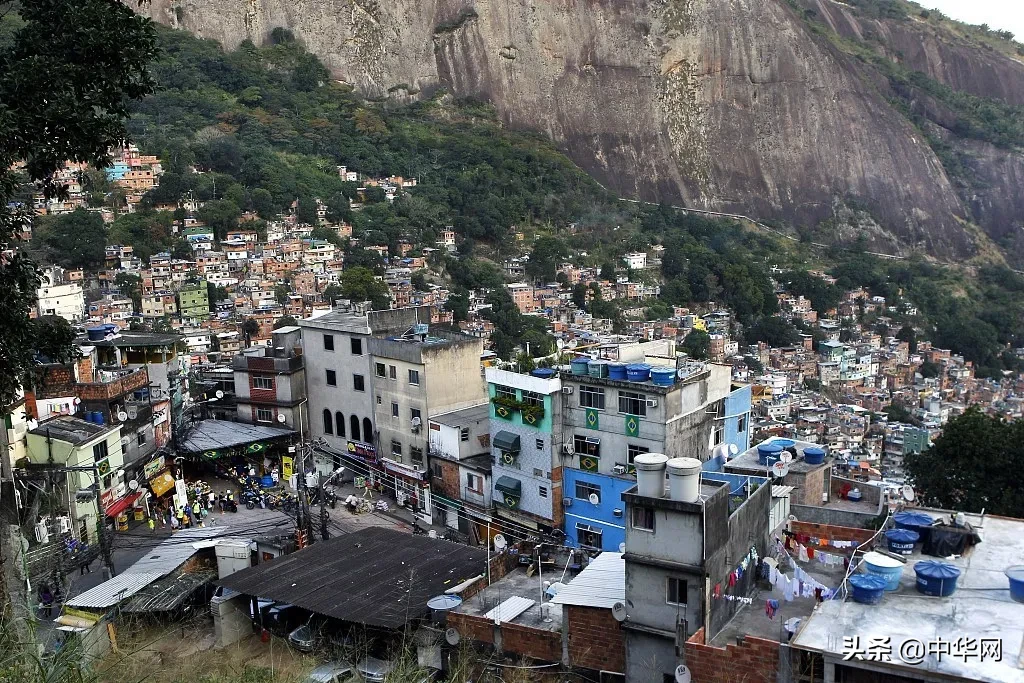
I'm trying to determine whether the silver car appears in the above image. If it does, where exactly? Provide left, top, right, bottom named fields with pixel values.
left=354, top=657, right=393, bottom=683
left=305, top=662, right=352, bottom=683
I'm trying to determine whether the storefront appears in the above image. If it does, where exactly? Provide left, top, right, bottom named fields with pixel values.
left=381, top=457, right=431, bottom=522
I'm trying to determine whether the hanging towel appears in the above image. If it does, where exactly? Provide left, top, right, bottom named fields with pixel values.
left=713, top=583, right=722, bottom=599
left=728, top=571, right=738, bottom=588
left=798, top=544, right=810, bottom=563
left=807, top=547, right=815, bottom=560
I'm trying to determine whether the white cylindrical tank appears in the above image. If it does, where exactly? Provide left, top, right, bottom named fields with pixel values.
left=633, top=453, right=669, bottom=498
left=666, top=457, right=703, bottom=503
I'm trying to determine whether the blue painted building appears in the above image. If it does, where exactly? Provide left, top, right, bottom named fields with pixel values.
left=562, top=468, right=633, bottom=551
left=723, top=383, right=752, bottom=454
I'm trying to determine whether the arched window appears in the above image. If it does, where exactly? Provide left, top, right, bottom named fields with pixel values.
left=322, top=409, right=333, bottom=435
left=335, top=411, right=346, bottom=438
left=363, top=418, right=373, bottom=445
left=350, top=415, right=361, bottom=442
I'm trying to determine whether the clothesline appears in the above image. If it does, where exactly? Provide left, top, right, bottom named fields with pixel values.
left=710, top=545, right=759, bottom=606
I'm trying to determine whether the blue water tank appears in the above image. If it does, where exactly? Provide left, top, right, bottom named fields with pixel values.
left=530, top=368, right=555, bottom=379
left=588, top=360, right=608, bottom=378
left=886, top=529, right=920, bottom=555
left=650, top=367, right=676, bottom=386
left=894, top=511, right=934, bottom=535
left=570, top=358, right=590, bottom=376
left=757, top=443, right=783, bottom=466
left=849, top=573, right=888, bottom=604
left=803, top=447, right=826, bottom=465
left=607, top=363, right=628, bottom=380
left=94, top=412, right=104, bottom=425
left=625, top=364, right=651, bottom=382
left=83, top=412, right=94, bottom=423
left=86, top=326, right=107, bottom=342
left=914, top=560, right=961, bottom=596
left=774, top=438, right=796, bottom=450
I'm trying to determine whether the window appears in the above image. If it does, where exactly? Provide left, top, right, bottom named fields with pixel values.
left=93, top=441, right=108, bottom=461
left=521, top=390, right=543, bottom=409
left=618, top=390, right=647, bottom=416
left=631, top=506, right=655, bottom=531
left=408, top=369, right=420, bottom=386
left=323, top=334, right=334, bottom=351
left=253, top=375, right=273, bottom=390
left=391, top=402, right=399, bottom=418
left=533, top=467, right=543, bottom=477
left=575, top=481, right=601, bottom=500
left=375, top=363, right=386, bottom=378
left=389, top=365, right=397, bottom=380
left=137, top=432, right=147, bottom=446
left=738, top=414, right=748, bottom=434
left=376, top=396, right=382, bottom=405
left=667, top=577, right=687, bottom=606
left=351, top=415, right=361, bottom=441
left=410, top=447, right=423, bottom=464
left=577, top=524, right=603, bottom=550
left=466, top=473, right=483, bottom=492
left=353, top=374, right=365, bottom=392
left=627, top=444, right=650, bottom=466
left=411, top=408, right=421, bottom=423
left=350, top=337, right=362, bottom=355
left=431, top=461, right=443, bottom=479
left=323, top=409, right=333, bottom=435
left=363, top=418, right=373, bottom=442
left=573, top=435, right=601, bottom=457
left=539, top=486, right=548, bottom=498
left=336, top=412, right=346, bottom=437
left=713, top=420, right=724, bottom=447
left=579, top=385, right=605, bottom=409
left=460, top=428, right=470, bottom=442
left=326, top=369, right=337, bottom=386
left=256, top=408, right=273, bottom=423
left=494, top=384, right=516, bottom=402
left=536, top=438, right=544, bottom=450
left=391, top=440, right=402, bottom=457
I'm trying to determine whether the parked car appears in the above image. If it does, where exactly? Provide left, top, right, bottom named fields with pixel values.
left=266, top=603, right=306, bottom=635
left=305, top=662, right=352, bottom=683
left=288, top=624, right=316, bottom=653
left=354, top=657, right=393, bottom=683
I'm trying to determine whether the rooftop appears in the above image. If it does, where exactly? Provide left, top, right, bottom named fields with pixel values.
left=78, top=330, right=182, bottom=348
left=29, top=415, right=115, bottom=446
left=299, top=308, right=370, bottom=334
left=218, top=527, right=488, bottom=629
left=430, top=403, right=491, bottom=428
left=725, top=437, right=831, bottom=475
left=177, top=419, right=294, bottom=454
left=792, top=509, right=1024, bottom=683
left=455, top=568, right=562, bottom=633
left=550, top=551, right=624, bottom=609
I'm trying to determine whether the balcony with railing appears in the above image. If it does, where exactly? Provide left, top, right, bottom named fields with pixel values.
left=76, top=368, right=149, bottom=400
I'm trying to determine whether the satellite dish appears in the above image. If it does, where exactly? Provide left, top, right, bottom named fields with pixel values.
left=772, top=460, right=790, bottom=478
left=568, top=340, right=578, bottom=349
left=493, top=534, right=508, bottom=551
left=445, top=628, right=461, bottom=645
left=902, top=485, right=916, bottom=502
left=618, top=542, right=626, bottom=553
left=215, top=390, right=224, bottom=399
left=73, top=397, right=81, bottom=405
left=127, top=406, right=138, bottom=420
left=675, top=664, right=692, bottom=683
left=611, top=602, right=628, bottom=622
left=556, top=339, right=565, bottom=350
left=277, top=414, right=287, bottom=423
left=780, top=450, right=793, bottom=463
left=116, top=410, right=128, bottom=422
left=128, top=480, right=139, bottom=492
left=728, top=443, right=738, bottom=456
left=588, top=493, right=600, bottom=505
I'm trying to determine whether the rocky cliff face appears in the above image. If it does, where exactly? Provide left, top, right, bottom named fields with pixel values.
left=140, top=0, right=1024, bottom=260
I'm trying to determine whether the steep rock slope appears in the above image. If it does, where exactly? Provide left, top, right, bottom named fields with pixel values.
left=139, top=0, right=1023, bottom=259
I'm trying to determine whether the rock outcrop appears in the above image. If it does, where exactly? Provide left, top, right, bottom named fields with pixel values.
left=139, top=0, right=1024, bottom=260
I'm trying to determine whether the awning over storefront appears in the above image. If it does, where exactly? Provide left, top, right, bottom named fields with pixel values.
left=105, top=491, right=143, bottom=518
left=493, top=431, right=520, bottom=452
left=494, top=476, right=522, bottom=496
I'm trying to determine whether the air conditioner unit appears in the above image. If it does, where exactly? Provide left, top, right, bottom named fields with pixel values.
left=562, top=443, right=575, bottom=455
left=34, top=522, right=49, bottom=544
left=562, top=386, right=574, bottom=395
left=58, top=516, right=71, bottom=534
left=612, top=508, right=623, bottom=517
left=562, top=497, right=573, bottom=508
left=120, top=437, right=131, bottom=447
left=612, top=464, right=627, bottom=475
left=646, top=399, right=659, bottom=408
left=411, top=417, right=422, bottom=432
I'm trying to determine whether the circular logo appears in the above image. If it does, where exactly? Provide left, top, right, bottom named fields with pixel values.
left=502, top=452, right=515, bottom=465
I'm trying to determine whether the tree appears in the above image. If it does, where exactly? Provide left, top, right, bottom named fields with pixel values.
left=30, top=316, right=78, bottom=366
left=747, top=316, right=800, bottom=347
left=883, top=403, right=918, bottom=425
left=339, top=267, right=390, bottom=310
left=207, top=282, right=229, bottom=310
left=571, top=283, right=587, bottom=310
left=242, top=317, right=260, bottom=346
left=274, top=283, right=292, bottom=305
left=325, top=192, right=352, bottom=224
left=296, top=195, right=319, bottom=225
left=524, top=236, right=568, bottom=283
left=919, top=360, right=941, bottom=378
left=680, top=329, right=711, bottom=359
left=170, top=239, right=193, bottom=260
left=274, top=315, right=298, bottom=329
left=197, top=199, right=241, bottom=239
left=904, top=407, right=1024, bottom=517
left=323, top=283, right=342, bottom=303
left=114, top=272, right=142, bottom=313
left=411, top=270, right=428, bottom=292
left=600, top=262, right=617, bottom=281
left=344, top=247, right=385, bottom=274
left=783, top=270, right=842, bottom=314
left=251, top=188, right=277, bottom=219
left=445, top=289, right=470, bottom=324
left=895, top=324, right=917, bottom=352
left=40, top=208, right=107, bottom=269
left=0, top=0, right=156, bottom=416
left=292, top=53, right=329, bottom=91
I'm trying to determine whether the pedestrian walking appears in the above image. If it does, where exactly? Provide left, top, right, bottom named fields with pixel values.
left=208, top=491, right=215, bottom=510
left=147, top=517, right=156, bottom=533
left=39, top=584, right=54, bottom=618
left=170, top=513, right=179, bottom=531
left=79, top=555, right=92, bottom=575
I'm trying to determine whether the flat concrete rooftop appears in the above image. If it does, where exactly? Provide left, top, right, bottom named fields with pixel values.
left=456, top=569, right=562, bottom=633
left=792, top=510, right=1024, bottom=683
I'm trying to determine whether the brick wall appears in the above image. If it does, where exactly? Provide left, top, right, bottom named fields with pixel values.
left=685, top=627, right=779, bottom=683
left=500, top=622, right=561, bottom=662
left=447, top=612, right=494, bottom=645
left=789, top=521, right=875, bottom=552
left=565, top=605, right=625, bottom=674
left=248, top=374, right=278, bottom=403
left=432, top=458, right=460, bottom=500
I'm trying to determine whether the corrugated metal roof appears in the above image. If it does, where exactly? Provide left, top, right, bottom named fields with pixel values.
left=128, top=526, right=222, bottom=574
left=66, top=572, right=162, bottom=609
left=551, top=552, right=625, bottom=609
left=772, top=485, right=795, bottom=498
left=484, top=596, right=535, bottom=623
